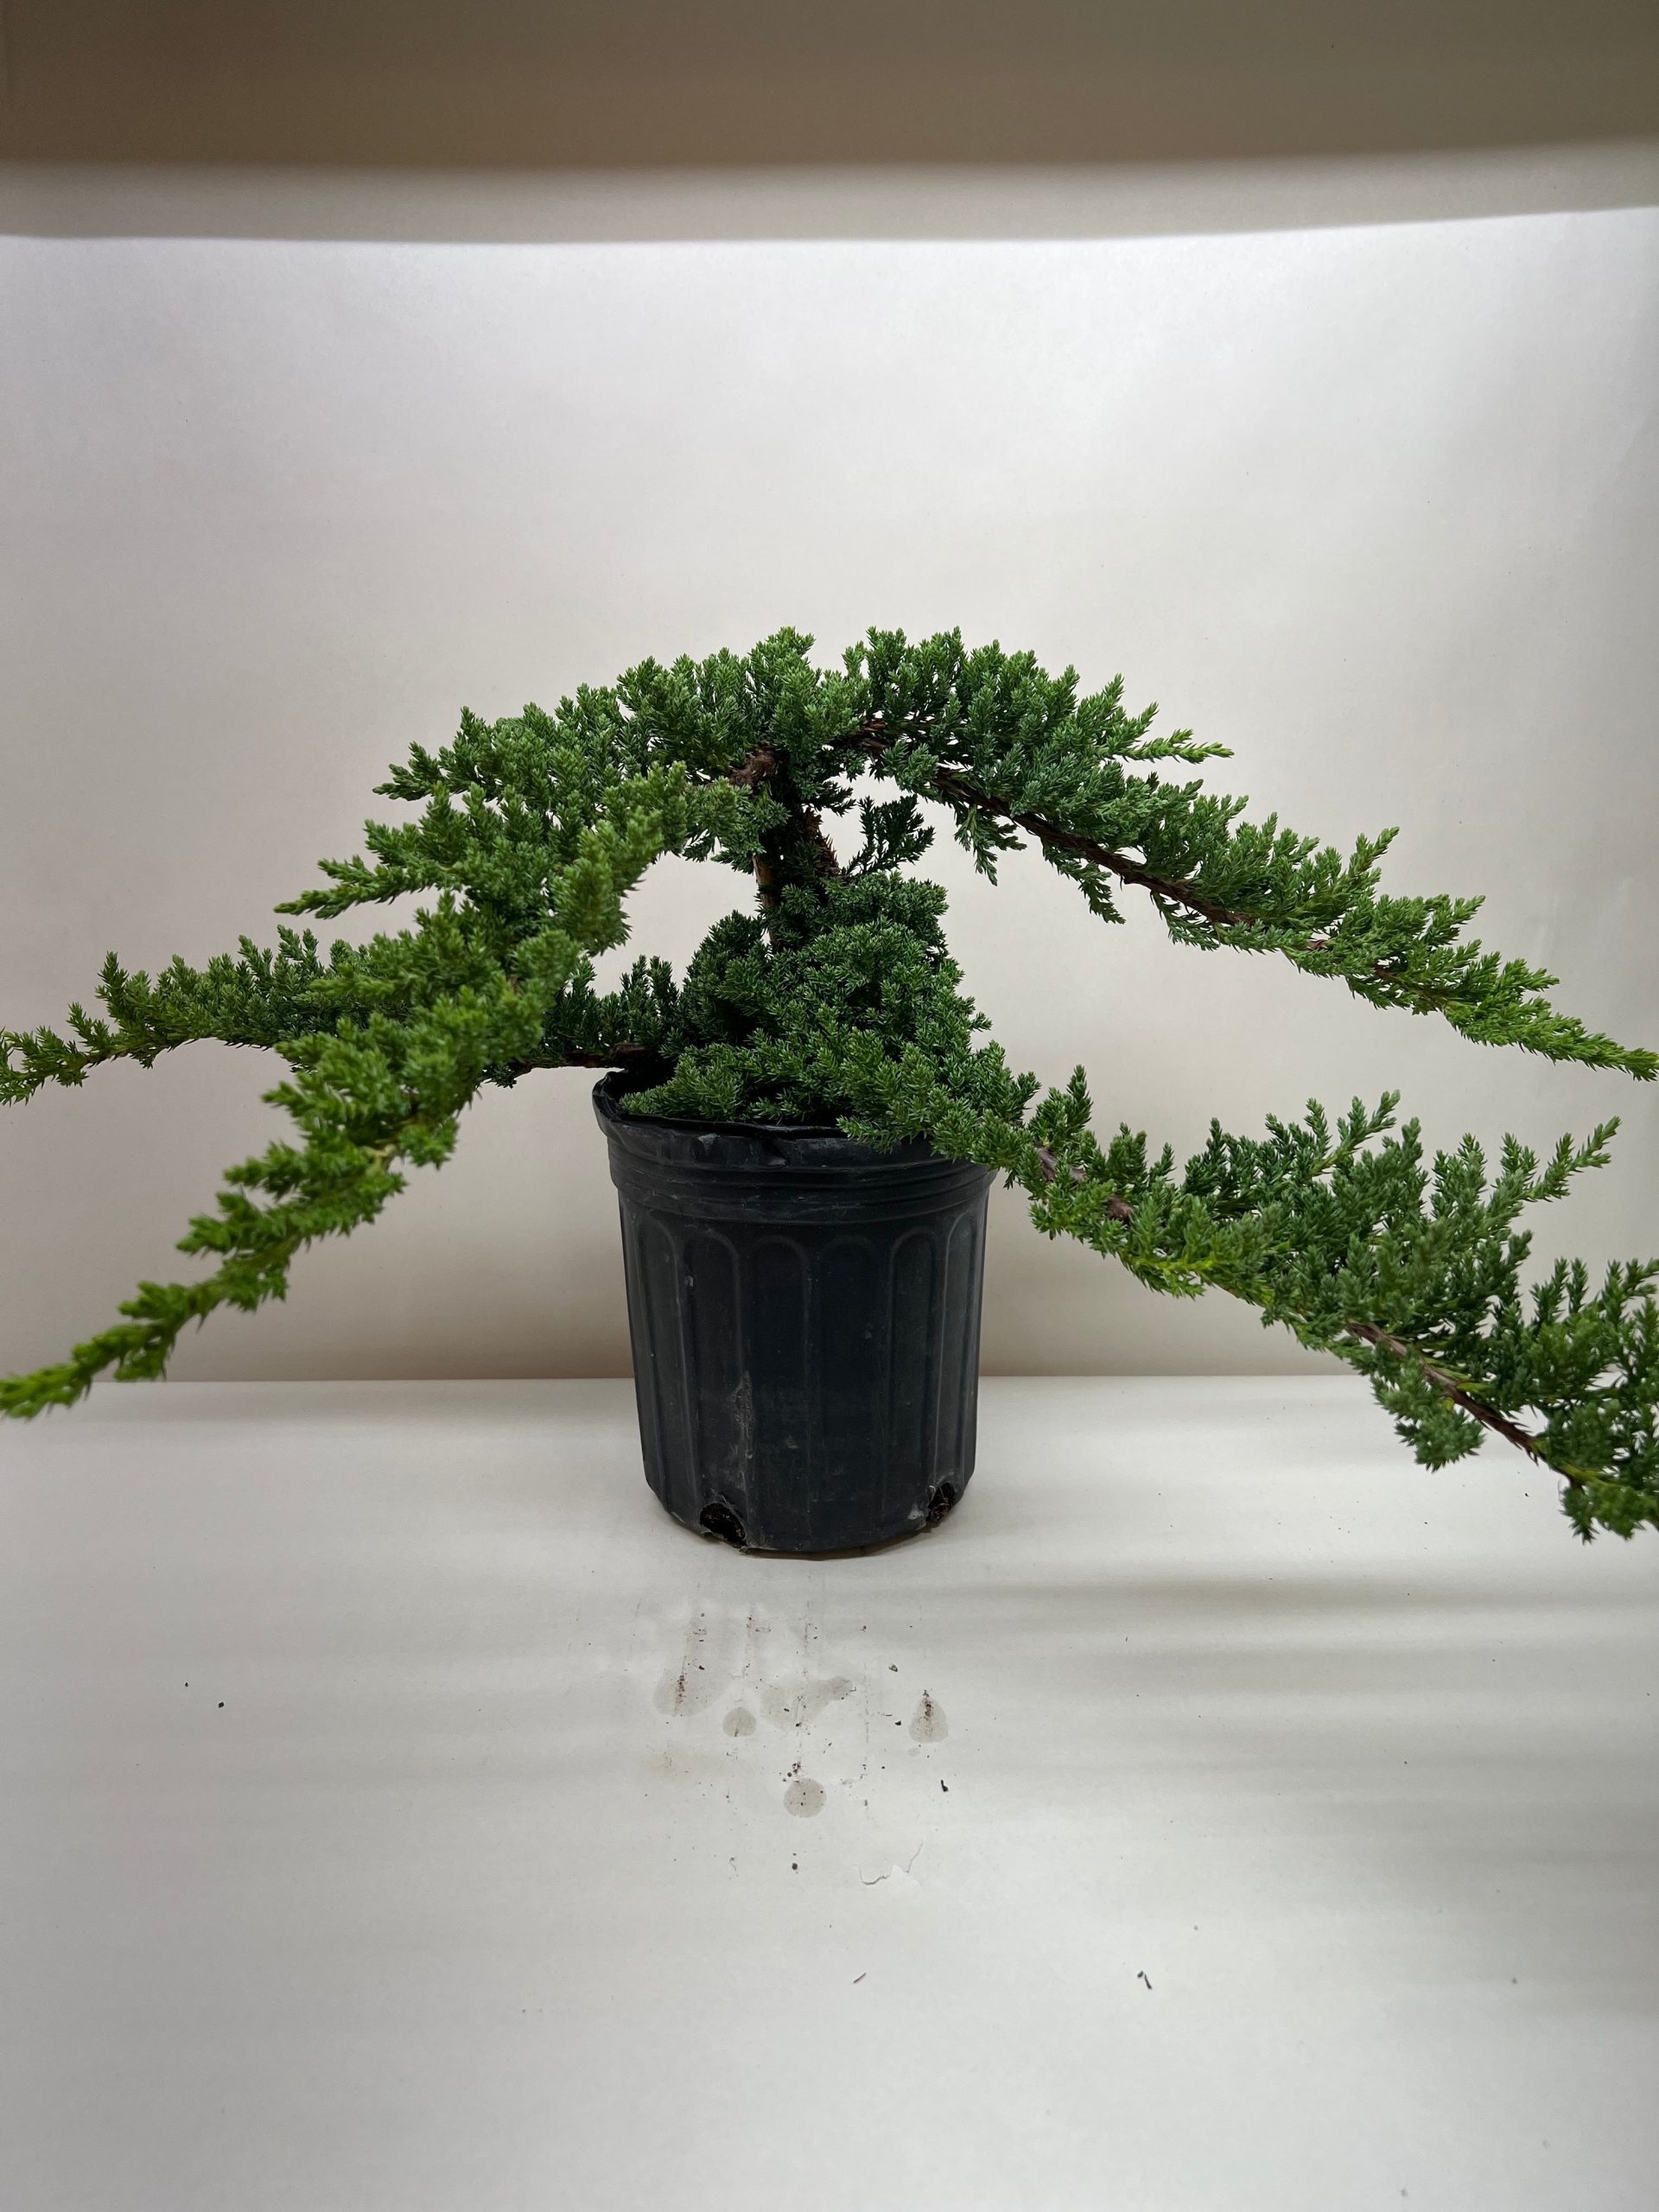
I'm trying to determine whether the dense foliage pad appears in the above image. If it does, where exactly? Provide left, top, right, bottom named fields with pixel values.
left=4, top=629, right=1656, bottom=1537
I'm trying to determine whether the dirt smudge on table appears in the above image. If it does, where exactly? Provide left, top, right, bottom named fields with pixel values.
left=760, top=1675, right=855, bottom=1729
left=909, top=1690, right=947, bottom=1742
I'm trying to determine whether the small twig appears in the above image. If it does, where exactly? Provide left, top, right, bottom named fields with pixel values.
left=1034, top=1144, right=1134, bottom=1223
left=1338, top=1319, right=1562, bottom=1472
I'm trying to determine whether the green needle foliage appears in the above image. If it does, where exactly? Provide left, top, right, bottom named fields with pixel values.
left=4, top=627, right=1656, bottom=1538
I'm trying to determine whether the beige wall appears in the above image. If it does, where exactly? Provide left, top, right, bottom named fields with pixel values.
left=1, top=167, right=1656, bottom=1383
left=3, top=1, right=1657, bottom=165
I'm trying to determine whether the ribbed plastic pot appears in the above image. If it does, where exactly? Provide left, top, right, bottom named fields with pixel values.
left=594, top=1074, right=995, bottom=1554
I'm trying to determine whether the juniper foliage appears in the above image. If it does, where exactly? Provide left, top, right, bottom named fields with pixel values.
left=4, top=628, right=1656, bottom=1538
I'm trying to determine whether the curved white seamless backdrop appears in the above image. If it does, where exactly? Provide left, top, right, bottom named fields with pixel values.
left=1, top=209, right=1655, bottom=1379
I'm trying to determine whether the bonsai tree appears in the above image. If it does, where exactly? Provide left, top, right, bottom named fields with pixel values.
left=3, top=628, right=1656, bottom=1538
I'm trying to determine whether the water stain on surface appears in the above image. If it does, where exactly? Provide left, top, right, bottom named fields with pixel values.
left=784, top=1776, right=826, bottom=1817
left=722, top=1706, right=758, bottom=1737
left=760, top=1675, right=855, bottom=1730
left=909, top=1691, right=948, bottom=1742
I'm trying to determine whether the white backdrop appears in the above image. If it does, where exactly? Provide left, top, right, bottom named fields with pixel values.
left=2, top=207, right=1656, bottom=1382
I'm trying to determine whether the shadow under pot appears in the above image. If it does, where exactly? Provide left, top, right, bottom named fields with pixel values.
left=594, top=1073, right=995, bottom=1555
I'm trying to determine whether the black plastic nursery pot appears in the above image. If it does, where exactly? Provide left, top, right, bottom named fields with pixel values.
left=594, top=1074, right=995, bottom=1554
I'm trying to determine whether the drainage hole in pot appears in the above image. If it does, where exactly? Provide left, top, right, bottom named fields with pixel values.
left=699, top=1498, right=748, bottom=1549
left=924, top=1483, right=958, bottom=1529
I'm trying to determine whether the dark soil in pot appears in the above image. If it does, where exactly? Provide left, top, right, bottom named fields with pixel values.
left=594, top=1073, right=995, bottom=1555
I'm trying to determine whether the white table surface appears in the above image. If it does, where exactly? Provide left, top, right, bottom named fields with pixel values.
left=2, top=1377, right=1656, bottom=2212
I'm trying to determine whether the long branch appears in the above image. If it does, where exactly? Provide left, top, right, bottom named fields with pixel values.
left=839, top=721, right=1451, bottom=998
left=843, top=725, right=1252, bottom=926
left=1032, top=1144, right=1564, bottom=1477
left=731, top=725, right=1228, bottom=919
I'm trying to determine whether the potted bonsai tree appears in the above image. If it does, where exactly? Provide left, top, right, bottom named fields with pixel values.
left=3, top=628, right=1656, bottom=1552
